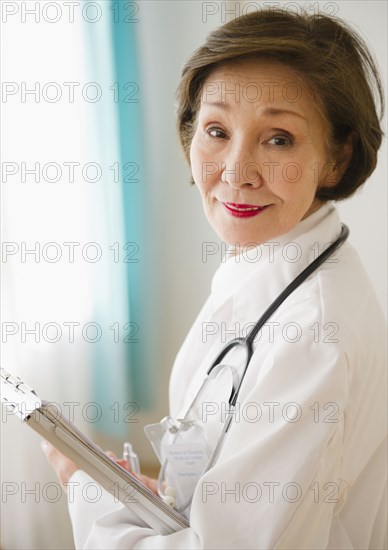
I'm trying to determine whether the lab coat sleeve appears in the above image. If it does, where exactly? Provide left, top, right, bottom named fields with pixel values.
left=68, top=299, right=350, bottom=549
left=68, top=470, right=202, bottom=549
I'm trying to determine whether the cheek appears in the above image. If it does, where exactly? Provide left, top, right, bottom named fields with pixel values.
left=270, top=156, right=319, bottom=196
left=190, top=134, right=218, bottom=191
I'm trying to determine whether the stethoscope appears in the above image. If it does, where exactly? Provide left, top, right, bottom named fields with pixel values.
left=158, top=224, right=349, bottom=512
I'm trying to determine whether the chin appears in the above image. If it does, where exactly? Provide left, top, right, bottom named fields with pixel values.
left=216, top=228, right=262, bottom=248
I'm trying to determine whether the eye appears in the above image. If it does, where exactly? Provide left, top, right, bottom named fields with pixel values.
left=267, top=134, right=293, bottom=147
left=206, top=126, right=227, bottom=139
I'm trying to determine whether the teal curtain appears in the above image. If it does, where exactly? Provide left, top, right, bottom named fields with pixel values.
left=109, top=0, right=151, bottom=409
left=82, top=1, right=151, bottom=437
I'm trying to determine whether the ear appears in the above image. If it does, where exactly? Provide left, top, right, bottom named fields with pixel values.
left=320, top=132, right=355, bottom=189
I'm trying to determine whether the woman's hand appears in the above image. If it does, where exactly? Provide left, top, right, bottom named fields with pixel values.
left=106, top=451, right=159, bottom=495
left=41, top=441, right=159, bottom=495
left=41, top=440, right=79, bottom=488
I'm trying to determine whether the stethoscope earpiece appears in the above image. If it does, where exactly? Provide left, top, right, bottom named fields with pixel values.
left=161, top=495, right=176, bottom=508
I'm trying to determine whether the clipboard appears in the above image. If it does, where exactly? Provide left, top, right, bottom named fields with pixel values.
left=0, top=368, right=190, bottom=535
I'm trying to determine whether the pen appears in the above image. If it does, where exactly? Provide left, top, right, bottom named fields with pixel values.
left=123, top=442, right=141, bottom=475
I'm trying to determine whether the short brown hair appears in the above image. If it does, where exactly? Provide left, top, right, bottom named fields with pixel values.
left=176, top=9, right=384, bottom=201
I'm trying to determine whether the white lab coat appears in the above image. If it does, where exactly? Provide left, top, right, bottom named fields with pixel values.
left=68, top=203, right=387, bottom=549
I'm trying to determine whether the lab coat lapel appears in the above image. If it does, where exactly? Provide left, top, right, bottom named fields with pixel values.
left=216, top=204, right=342, bottom=331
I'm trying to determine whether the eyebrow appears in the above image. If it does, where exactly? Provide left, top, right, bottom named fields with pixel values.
left=202, top=101, right=307, bottom=121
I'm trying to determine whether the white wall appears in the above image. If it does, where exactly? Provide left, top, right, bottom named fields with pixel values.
left=328, top=1, right=387, bottom=317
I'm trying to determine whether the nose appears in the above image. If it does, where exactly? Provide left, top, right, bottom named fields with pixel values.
left=220, top=142, right=263, bottom=189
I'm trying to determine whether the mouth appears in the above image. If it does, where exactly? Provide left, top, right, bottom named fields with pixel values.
left=222, top=202, right=270, bottom=218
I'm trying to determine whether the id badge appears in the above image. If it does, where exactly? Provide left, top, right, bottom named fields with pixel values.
left=162, top=424, right=211, bottom=507
left=143, top=365, right=238, bottom=510
left=144, top=418, right=212, bottom=509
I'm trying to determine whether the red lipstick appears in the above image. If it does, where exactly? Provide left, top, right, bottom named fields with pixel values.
left=223, top=202, right=269, bottom=218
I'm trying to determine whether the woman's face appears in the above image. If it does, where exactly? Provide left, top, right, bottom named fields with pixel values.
left=190, top=59, right=337, bottom=246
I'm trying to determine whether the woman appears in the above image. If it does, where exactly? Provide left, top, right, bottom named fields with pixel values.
left=43, top=8, right=387, bottom=549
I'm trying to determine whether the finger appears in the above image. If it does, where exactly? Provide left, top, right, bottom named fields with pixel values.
left=133, top=473, right=159, bottom=495
left=41, top=440, right=68, bottom=468
left=41, top=440, right=59, bottom=465
left=105, top=451, right=117, bottom=460
left=40, top=440, right=79, bottom=488
left=116, top=459, right=131, bottom=472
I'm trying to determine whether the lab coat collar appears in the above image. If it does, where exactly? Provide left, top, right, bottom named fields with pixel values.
left=210, top=203, right=342, bottom=323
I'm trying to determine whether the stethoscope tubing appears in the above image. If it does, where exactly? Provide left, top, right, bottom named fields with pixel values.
left=207, top=224, right=349, bottom=407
